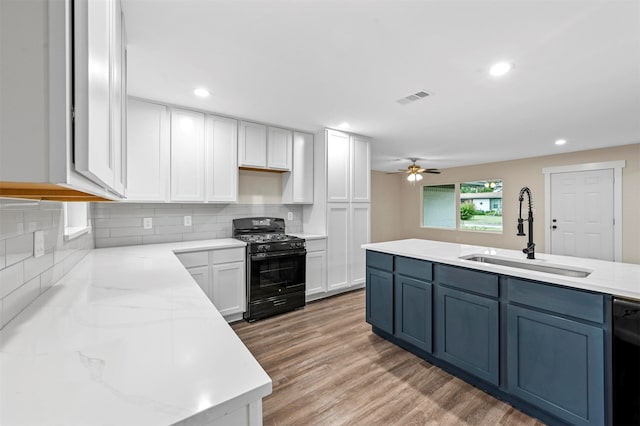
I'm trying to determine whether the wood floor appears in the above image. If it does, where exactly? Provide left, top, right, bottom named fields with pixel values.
left=232, top=289, right=544, bottom=426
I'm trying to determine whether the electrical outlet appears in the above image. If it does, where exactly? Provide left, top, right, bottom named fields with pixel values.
left=287, top=212, right=293, bottom=221
left=184, top=216, right=192, bottom=227
left=34, top=230, right=45, bottom=258
left=143, top=218, right=153, bottom=229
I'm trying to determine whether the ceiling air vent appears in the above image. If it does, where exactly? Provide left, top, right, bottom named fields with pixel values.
left=396, top=90, right=431, bottom=105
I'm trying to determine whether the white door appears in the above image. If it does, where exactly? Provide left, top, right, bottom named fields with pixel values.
left=170, top=108, right=205, bottom=202
left=267, top=127, right=292, bottom=170
left=205, top=115, right=238, bottom=203
left=238, top=121, right=267, bottom=168
left=187, top=266, right=210, bottom=299
left=282, top=132, right=314, bottom=204
left=211, top=262, right=245, bottom=316
left=126, top=99, right=169, bottom=201
left=326, top=130, right=350, bottom=202
left=73, top=0, right=115, bottom=189
left=327, top=203, right=349, bottom=291
left=550, top=169, right=615, bottom=261
left=306, top=250, right=326, bottom=297
left=350, top=135, right=370, bottom=202
left=350, top=203, right=370, bottom=285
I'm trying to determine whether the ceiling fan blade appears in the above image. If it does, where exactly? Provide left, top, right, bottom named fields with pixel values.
left=425, top=169, right=441, bottom=174
left=416, top=168, right=426, bottom=173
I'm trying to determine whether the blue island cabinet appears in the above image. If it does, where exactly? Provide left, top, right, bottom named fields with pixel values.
left=435, top=264, right=500, bottom=386
left=507, top=278, right=606, bottom=426
left=394, top=257, right=433, bottom=352
left=365, top=251, right=394, bottom=334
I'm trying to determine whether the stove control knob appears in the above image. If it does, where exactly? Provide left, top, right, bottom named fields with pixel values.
left=257, top=245, right=269, bottom=252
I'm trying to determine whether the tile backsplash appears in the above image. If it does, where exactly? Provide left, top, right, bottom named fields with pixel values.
left=0, top=199, right=94, bottom=329
left=93, top=203, right=303, bottom=248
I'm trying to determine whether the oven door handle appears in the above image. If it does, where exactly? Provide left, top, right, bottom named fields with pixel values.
left=250, top=250, right=306, bottom=261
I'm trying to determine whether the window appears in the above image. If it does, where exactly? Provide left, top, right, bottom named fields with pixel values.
left=422, top=184, right=456, bottom=229
left=422, top=180, right=502, bottom=233
left=64, top=202, right=90, bottom=240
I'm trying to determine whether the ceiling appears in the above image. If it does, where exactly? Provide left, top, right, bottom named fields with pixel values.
left=121, top=0, right=640, bottom=172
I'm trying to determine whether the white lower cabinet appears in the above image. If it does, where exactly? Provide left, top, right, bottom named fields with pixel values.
left=177, top=247, right=245, bottom=321
left=187, top=265, right=210, bottom=298
left=350, top=203, right=370, bottom=286
left=211, top=261, right=245, bottom=317
left=327, top=203, right=350, bottom=291
left=305, top=238, right=327, bottom=300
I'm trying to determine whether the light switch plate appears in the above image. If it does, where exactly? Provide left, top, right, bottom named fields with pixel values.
left=34, top=230, right=45, bottom=258
left=287, top=212, right=293, bottom=221
left=184, top=216, right=192, bottom=227
left=143, top=218, right=153, bottom=229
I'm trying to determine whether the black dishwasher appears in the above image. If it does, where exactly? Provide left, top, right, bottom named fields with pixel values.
left=613, top=298, right=640, bottom=426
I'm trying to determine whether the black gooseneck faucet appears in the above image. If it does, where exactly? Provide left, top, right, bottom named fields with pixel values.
left=517, top=187, right=535, bottom=259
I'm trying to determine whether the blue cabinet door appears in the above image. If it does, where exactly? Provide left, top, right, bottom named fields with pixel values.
left=436, top=286, right=499, bottom=385
left=394, top=276, right=432, bottom=352
left=507, top=305, right=605, bottom=426
left=366, top=267, right=393, bottom=334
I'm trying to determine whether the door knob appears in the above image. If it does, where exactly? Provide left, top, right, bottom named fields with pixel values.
left=552, top=225, right=557, bottom=230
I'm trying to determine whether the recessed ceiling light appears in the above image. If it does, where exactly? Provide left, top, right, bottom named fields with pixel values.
left=194, top=88, right=210, bottom=98
left=555, top=139, right=567, bottom=146
left=339, top=122, right=350, bottom=129
left=489, top=61, right=513, bottom=77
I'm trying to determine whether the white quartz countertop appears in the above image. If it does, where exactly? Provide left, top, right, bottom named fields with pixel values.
left=0, top=239, right=272, bottom=426
left=290, top=233, right=327, bottom=240
left=363, top=239, right=640, bottom=300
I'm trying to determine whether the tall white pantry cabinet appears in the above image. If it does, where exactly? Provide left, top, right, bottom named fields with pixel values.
left=303, top=129, right=371, bottom=295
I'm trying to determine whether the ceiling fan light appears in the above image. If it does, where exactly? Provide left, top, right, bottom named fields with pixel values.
left=415, top=174, right=423, bottom=181
left=407, top=174, right=416, bottom=182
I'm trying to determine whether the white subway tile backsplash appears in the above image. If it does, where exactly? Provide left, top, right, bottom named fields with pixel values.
left=2, top=276, right=41, bottom=328
left=0, top=239, right=5, bottom=269
left=23, top=251, right=54, bottom=283
left=0, top=200, right=93, bottom=329
left=0, top=263, right=24, bottom=299
left=5, top=233, right=34, bottom=266
left=93, top=203, right=303, bottom=248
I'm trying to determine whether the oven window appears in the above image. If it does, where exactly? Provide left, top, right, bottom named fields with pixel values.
left=250, top=254, right=305, bottom=298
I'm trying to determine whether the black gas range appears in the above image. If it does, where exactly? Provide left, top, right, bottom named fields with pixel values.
left=233, top=217, right=306, bottom=322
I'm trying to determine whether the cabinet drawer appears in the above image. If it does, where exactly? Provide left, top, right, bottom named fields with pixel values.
left=437, top=264, right=499, bottom=298
left=396, top=256, right=432, bottom=282
left=305, top=239, right=327, bottom=252
left=175, top=251, right=208, bottom=268
left=366, top=251, right=393, bottom=272
left=211, top=248, right=245, bottom=264
left=508, top=278, right=604, bottom=324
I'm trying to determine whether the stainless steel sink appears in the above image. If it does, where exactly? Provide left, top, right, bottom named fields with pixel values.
left=459, top=254, right=592, bottom=278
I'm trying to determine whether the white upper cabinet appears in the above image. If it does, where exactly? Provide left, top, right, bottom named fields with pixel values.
left=206, top=115, right=238, bottom=203
left=238, top=121, right=294, bottom=172
left=267, top=127, right=293, bottom=171
left=73, top=0, right=126, bottom=196
left=282, top=132, right=313, bottom=204
left=238, top=121, right=267, bottom=168
left=126, top=99, right=169, bottom=201
left=350, top=135, right=371, bottom=202
left=326, top=130, right=350, bottom=202
left=170, top=108, right=206, bottom=202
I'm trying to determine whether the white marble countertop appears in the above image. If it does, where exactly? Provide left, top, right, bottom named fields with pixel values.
left=290, top=233, right=327, bottom=240
left=0, top=239, right=271, bottom=426
left=363, top=239, right=640, bottom=300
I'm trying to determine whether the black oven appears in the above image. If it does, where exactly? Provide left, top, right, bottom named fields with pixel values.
left=233, top=217, right=307, bottom=322
left=246, top=248, right=306, bottom=321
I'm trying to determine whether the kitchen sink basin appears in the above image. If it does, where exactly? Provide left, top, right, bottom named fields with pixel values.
left=459, top=254, right=592, bottom=278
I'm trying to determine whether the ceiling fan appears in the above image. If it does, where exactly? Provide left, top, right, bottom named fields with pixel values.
left=391, top=158, right=441, bottom=182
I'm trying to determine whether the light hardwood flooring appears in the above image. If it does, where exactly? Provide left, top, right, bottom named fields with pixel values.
left=232, top=289, right=544, bottom=426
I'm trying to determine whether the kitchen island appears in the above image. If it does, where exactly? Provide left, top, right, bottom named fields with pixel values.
left=0, top=239, right=271, bottom=426
left=362, top=239, right=640, bottom=426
